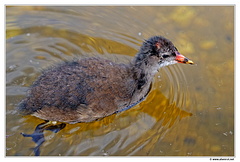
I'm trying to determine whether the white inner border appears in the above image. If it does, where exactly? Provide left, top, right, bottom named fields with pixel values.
left=2, top=1, right=239, bottom=162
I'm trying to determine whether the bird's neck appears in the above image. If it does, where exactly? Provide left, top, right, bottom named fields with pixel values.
left=130, top=54, right=160, bottom=95
left=126, top=58, right=156, bottom=105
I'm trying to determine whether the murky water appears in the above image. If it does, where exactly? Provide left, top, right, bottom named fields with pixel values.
left=6, top=6, right=234, bottom=156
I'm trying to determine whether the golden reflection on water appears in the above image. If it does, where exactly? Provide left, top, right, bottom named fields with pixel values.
left=63, top=88, right=192, bottom=133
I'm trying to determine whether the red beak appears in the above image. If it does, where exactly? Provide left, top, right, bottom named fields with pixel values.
left=175, top=51, right=194, bottom=64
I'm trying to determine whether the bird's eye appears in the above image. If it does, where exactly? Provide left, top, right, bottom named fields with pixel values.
left=162, top=54, right=170, bottom=58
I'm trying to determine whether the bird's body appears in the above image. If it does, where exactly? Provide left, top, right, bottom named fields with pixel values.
left=18, top=36, right=193, bottom=123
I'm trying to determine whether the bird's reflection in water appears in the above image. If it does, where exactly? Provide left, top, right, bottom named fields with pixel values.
left=21, top=88, right=192, bottom=156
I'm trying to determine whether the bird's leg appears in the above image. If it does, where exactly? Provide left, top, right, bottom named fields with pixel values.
left=21, top=121, right=66, bottom=156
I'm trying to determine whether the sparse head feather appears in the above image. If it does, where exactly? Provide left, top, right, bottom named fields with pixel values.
left=142, top=36, right=177, bottom=54
left=135, top=36, right=178, bottom=63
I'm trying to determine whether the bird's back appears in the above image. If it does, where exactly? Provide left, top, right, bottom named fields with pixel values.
left=18, top=57, right=136, bottom=123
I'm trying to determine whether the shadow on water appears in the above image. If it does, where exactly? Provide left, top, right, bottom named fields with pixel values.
left=19, top=88, right=192, bottom=156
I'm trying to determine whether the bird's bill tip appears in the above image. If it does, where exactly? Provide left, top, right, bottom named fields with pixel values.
left=175, top=53, right=194, bottom=65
